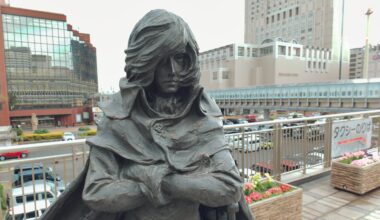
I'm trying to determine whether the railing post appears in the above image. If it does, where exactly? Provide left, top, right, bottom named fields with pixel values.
left=240, top=127, right=245, bottom=178
left=324, top=118, right=333, bottom=168
left=302, top=123, right=308, bottom=174
left=273, top=123, right=282, bottom=181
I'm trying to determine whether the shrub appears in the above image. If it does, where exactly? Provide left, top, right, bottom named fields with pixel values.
left=33, top=129, right=49, bottom=134
left=0, top=184, right=6, bottom=211
left=22, top=132, right=63, bottom=141
left=15, top=127, right=23, bottom=136
left=78, top=127, right=91, bottom=131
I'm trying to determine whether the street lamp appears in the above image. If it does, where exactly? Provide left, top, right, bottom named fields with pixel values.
left=363, top=8, right=373, bottom=80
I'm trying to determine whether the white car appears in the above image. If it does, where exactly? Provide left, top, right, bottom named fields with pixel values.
left=5, top=200, right=51, bottom=220
left=62, top=132, right=75, bottom=141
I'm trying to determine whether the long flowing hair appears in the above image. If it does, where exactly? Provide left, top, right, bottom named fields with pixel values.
left=124, top=9, right=200, bottom=89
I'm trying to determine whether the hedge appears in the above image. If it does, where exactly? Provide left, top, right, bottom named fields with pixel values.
left=21, top=132, right=63, bottom=141
left=78, top=130, right=97, bottom=138
left=0, top=184, right=6, bottom=211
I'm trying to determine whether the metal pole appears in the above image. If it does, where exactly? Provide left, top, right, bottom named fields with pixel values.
left=363, top=8, right=373, bottom=79
left=338, top=0, right=345, bottom=80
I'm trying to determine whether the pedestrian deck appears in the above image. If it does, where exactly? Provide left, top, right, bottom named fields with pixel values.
left=300, top=175, right=380, bottom=220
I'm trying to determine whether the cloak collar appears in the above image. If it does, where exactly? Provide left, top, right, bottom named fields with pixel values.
left=100, top=77, right=222, bottom=119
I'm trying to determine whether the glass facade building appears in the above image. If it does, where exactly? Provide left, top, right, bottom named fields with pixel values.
left=0, top=6, right=98, bottom=127
left=3, top=14, right=97, bottom=110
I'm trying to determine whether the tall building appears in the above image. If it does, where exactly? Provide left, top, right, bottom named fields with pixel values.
left=199, top=40, right=348, bottom=90
left=0, top=4, right=98, bottom=128
left=245, top=0, right=345, bottom=59
left=350, top=45, right=380, bottom=79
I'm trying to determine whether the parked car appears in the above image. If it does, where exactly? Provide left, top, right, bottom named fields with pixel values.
left=13, top=163, right=53, bottom=184
left=5, top=200, right=51, bottom=220
left=0, top=149, right=28, bottom=161
left=62, top=132, right=75, bottom=141
left=227, top=134, right=261, bottom=152
left=13, top=169, right=65, bottom=193
left=11, top=183, right=60, bottom=205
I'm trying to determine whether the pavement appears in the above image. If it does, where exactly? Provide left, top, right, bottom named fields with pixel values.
left=300, top=175, right=380, bottom=220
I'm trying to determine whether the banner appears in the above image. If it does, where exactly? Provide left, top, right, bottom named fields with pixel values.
left=331, top=118, right=372, bottom=158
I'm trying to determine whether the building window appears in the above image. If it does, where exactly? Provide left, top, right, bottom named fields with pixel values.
left=277, top=13, right=280, bottom=21
left=313, top=62, right=316, bottom=68
left=289, top=9, right=292, bottom=17
left=271, top=15, right=274, bottom=23
left=266, top=17, right=269, bottom=24
left=323, top=62, right=326, bottom=69
left=222, top=71, right=229, bottom=79
left=283, top=11, right=286, bottom=19
left=212, top=72, right=218, bottom=80
left=279, top=45, right=286, bottom=55
left=229, top=47, right=234, bottom=57
left=247, top=48, right=250, bottom=57
left=238, top=47, right=245, bottom=56
left=296, top=7, right=299, bottom=15
left=307, top=61, right=311, bottom=68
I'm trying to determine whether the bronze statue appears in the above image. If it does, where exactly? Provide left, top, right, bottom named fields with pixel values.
left=41, top=9, right=253, bottom=220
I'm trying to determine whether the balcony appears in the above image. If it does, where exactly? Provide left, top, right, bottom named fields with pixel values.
left=1, top=110, right=380, bottom=219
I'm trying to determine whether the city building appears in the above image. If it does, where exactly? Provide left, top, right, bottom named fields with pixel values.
left=200, top=0, right=349, bottom=90
left=349, top=45, right=380, bottom=79
left=245, top=0, right=346, bottom=60
left=0, top=3, right=98, bottom=128
left=199, top=40, right=349, bottom=90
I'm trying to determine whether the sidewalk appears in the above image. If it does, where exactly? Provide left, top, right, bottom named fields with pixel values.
left=300, top=175, right=380, bottom=220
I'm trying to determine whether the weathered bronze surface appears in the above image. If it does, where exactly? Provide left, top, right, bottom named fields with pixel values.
left=40, top=9, right=253, bottom=220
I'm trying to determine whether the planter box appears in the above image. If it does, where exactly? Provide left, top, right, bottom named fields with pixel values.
left=249, top=182, right=303, bottom=220
left=331, top=160, right=380, bottom=194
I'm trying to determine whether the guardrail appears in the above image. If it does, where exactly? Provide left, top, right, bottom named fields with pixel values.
left=1, top=109, right=380, bottom=219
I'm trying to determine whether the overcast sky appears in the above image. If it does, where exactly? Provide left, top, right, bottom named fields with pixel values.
left=8, top=0, right=380, bottom=92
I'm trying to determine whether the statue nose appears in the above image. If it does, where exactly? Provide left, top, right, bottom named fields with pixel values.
left=170, top=57, right=181, bottom=75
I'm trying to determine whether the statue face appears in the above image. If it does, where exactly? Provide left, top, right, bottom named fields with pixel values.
left=154, top=52, right=189, bottom=94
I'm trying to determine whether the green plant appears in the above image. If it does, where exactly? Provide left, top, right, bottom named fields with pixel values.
left=33, top=129, right=49, bottom=134
left=78, top=127, right=91, bottom=131
left=0, top=184, right=7, bottom=211
left=15, top=127, right=23, bottom=136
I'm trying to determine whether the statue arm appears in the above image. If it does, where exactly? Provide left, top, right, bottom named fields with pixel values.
left=163, top=149, right=242, bottom=207
left=82, top=146, right=147, bottom=213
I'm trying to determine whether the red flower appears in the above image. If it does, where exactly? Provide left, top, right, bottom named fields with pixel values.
left=280, top=184, right=291, bottom=192
left=262, top=190, right=272, bottom=198
left=268, top=187, right=282, bottom=195
left=245, top=195, right=253, bottom=204
left=249, top=192, right=263, bottom=201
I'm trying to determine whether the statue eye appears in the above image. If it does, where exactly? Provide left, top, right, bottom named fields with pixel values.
left=173, top=53, right=187, bottom=63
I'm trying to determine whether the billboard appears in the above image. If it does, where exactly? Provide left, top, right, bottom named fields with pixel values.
left=331, top=118, right=372, bottom=158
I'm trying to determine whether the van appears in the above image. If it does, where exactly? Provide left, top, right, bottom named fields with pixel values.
left=13, top=169, right=65, bottom=193
left=11, top=183, right=60, bottom=206
left=5, top=200, right=51, bottom=220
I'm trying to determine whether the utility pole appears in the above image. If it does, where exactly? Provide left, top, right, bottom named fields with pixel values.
left=363, top=8, right=373, bottom=80
left=338, top=0, right=345, bottom=80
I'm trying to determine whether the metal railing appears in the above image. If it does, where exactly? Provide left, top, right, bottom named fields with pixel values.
left=225, top=109, right=380, bottom=180
left=1, top=109, right=380, bottom=219
left=0, top=140, right=88, bottom=220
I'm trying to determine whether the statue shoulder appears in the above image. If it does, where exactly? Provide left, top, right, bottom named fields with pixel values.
left=199, top=91, right=222, bottom=117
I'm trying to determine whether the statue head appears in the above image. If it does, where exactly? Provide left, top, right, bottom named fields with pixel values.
left=124, top=9, right=200, bottom=95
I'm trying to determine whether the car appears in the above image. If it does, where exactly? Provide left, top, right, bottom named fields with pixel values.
left=11, top=183, right=60, bottom=205
left=13, top=163, right=53, bottom=185
left=5, top=200, right=51, bottom=220
left=13, top=169, right=66, bottom=193
left=0, top=149, right=28, bottom=161
left=62, top=132, right=75, bottom=141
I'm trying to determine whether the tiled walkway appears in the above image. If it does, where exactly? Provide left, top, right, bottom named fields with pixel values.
left=300, top=175, right=380, bottom=220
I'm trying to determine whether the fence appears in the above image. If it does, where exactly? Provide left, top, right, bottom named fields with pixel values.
left=1, top=110, right=380, bottom=219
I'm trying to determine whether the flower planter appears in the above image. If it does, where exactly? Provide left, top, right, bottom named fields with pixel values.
left=331, top=160, right=380, bottom=194
left=248, top=182, right=303, bottom=220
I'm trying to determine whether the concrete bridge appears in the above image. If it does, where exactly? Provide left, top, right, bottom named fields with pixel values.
left=207, top=78, right=380, bottom=115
